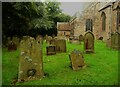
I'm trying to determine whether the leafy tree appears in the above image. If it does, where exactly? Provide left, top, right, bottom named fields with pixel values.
left=2, top=2, right=71, bottom=41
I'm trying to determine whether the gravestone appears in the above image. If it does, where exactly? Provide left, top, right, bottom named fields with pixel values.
left=49, top=38, right=56, bottom=45
left=46, top=45, right=56, bottom=55
left=8, top=41, right=17, bottom=51
left=55, top=39, right=66, bottom=52
left=46, top=36, right=52, bottom=44
left=18, top=36, right=44, bottom=82
left=12, top=37, right=20, bottom=47
left=52, top=34, right=55, bottom=38
left=36, top=35, right=43, bottom=44
left=69, top=49, right=85, bottom=70
left=98, top=37, right=103, bottom=40
left=79, top=35, right=84, bottom=42
left=84, top=31, right=94, bottom=53
left=111, top=32, right=120, bottom=50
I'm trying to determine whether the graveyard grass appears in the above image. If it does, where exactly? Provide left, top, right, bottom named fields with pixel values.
left=2, top=40, right=119, bottom=85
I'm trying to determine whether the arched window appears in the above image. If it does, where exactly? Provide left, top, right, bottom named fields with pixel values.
left=101, top=12, right=106, bottom=31
left=86, top=19, right=93, bottom=32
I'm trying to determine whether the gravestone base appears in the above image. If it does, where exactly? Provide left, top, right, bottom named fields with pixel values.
left=85, top=49, right=94, bottom=54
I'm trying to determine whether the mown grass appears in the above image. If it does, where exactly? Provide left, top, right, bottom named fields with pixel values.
left=2, top=40, right=119, bottom=85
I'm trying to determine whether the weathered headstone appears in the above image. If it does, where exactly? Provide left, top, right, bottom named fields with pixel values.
left=55, top=39, right=66, bottom=52
left=46, top=36, right=52, bottom=44
left=69, top=50, right=85, bottom=70
left=111, top=32, right=120, bottom=50
left=84, top=31, right=94, bottom=53
left=52, top=34, right=55, bottom=38
left=69, top=36, right=80, bottom=44
left=36, top=35, right=43, bottom=44
left=98, top=37, right=103, bottom=40
left=49, top=38, right=56, bottom=45
left=8, top=41, right=17, bottom=51
left=18, top=36, right=44, bottom=82
left=79, top=35, right=84, bottom=41
left=46, top=45, right=56, bottom=55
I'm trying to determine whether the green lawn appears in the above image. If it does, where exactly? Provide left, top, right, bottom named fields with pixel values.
left=2, top=40, right=119, bottom=85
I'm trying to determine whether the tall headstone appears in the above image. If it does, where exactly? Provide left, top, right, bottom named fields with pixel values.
left=18, top=36, right=43, bottom=82
left=111, top=32, right=120, bottom=50
left=69, top=50, right=85, bottom=70
left=84, top=31, right=94, bottom=53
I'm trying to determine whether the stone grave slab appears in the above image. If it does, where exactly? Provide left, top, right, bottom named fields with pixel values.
left=69, top=49, right=85, bottom=70
left=8, top=41, right=17, bottom=51
left=111, top=32, right=120, bottom=50
left=18, top=37, right=43, bottom=82
left=84, top=31, right=94, bottom=53
left=46, top=45, right=56, bottom=55
left=55, top=39, right=66, bottom=52
left=79, top=35, right=84, bottom=42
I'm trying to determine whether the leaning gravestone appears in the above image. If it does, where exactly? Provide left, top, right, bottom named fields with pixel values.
left=69, top=49, right=85, bottom=70
left=18, top=36, right=44, bottom=82
left=55, top=39, right=66, bottom=52
left=111, top=32, right=120, bottom=50
left=84, top=31, right=94, bottom=53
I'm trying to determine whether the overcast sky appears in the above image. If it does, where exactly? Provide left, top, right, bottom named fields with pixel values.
left=60, top=2, right=90, bottom=16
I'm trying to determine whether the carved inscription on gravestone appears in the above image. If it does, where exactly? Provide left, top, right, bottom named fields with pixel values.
left=84, top=31, right=94, bottom=53
left=18, top=37, right=43, bottom=82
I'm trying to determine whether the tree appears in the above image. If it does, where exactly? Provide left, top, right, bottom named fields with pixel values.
left=2, top=2, right=71, bottom=39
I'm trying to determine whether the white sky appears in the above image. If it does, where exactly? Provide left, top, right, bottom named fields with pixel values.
left=60, top=2, right=89, bottom=16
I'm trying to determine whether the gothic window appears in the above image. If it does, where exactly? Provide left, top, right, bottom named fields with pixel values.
left=101, top=12, right=106, bottom=31
left=86, top=19, right=93, bottom=32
